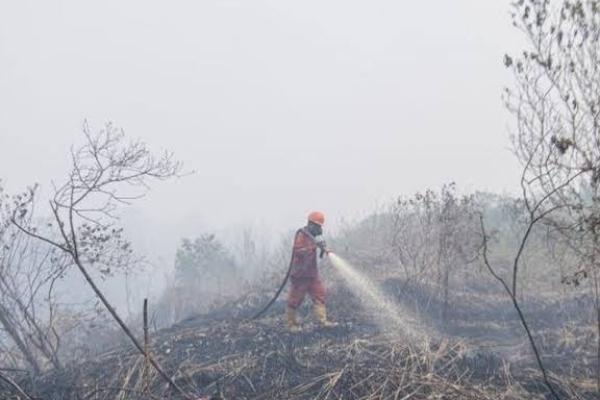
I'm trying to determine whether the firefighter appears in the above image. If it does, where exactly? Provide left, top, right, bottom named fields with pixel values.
left=286, top=211, right=337, bottom=331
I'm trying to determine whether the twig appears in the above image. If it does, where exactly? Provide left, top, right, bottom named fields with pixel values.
left=143, top=298, right=150, bottom=395
left=479, top=214, right=561, bottom=400
left=0, top=370, right=34, bottom=400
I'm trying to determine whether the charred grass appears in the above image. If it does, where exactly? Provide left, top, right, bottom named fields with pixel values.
left=0, top=274, right=597, bottom=399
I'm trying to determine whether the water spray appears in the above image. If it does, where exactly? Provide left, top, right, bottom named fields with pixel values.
left=328, top=252, right=428, bottom=340
left=252, top=245, right=430, bottom=341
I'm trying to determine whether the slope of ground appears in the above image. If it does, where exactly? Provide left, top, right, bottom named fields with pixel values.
left=1, top=268, right=597, bottom=399
left=20, top=317, right=513, bottom=399
left=2, top=282, right=590, bottom=400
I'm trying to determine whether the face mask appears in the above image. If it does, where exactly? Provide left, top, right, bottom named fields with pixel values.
left=307, top=222, right=323, bottom=237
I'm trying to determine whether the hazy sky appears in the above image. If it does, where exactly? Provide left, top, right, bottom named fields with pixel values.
left=1, top=1, right=522, bottom=238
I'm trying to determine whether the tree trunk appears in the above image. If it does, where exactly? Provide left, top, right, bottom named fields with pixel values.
left=0, top=304, right=41, bottom=375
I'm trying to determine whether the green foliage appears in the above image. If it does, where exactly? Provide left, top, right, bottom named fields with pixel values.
left=174, top=234, right=238, bottom=285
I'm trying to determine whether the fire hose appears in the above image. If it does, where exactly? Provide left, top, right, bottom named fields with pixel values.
left=251, top=245, right=328, bottom=320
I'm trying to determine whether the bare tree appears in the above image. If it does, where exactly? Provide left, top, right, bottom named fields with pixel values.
left=10, top=123, right=192, bottom=398
left=502, top=0, right=600, bottom=394
left=0, top=231, right=67, bottom=373
left=480, top=212, right=561, bottom=400
left=390, top=189, right=440, bottom=282
left=389, top=184, right=480, bottom=322
left=0, top=182, right=70, bottom=375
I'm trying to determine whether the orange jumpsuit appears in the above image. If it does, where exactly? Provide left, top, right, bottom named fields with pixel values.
left=286, top=228, right=326, bottom=309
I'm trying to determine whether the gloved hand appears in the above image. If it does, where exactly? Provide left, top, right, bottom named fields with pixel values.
left=313, top=235, right=329, bottom=259
left=319, top=247, right=328, bottom=259
left=317, top=240, right=329, bottom=259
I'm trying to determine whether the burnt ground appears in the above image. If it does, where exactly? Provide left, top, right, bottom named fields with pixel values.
left=383, top=277, right=599, bottom=378
left=1, top=277, right=597, bottom=400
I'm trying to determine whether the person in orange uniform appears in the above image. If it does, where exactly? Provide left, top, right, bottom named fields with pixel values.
left=286, top=211, right=337, bottom=331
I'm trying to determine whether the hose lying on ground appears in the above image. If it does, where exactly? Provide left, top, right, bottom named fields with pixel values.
left=251, top=254, right=294, bottom=320
left=252, top=230, right=328, bottom=320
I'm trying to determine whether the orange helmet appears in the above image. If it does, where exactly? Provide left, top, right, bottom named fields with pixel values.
left=308, top=211, right=325, bottom=226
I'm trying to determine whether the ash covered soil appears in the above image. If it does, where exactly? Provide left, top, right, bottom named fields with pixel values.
left=5, top=281, right=596, bottom=400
